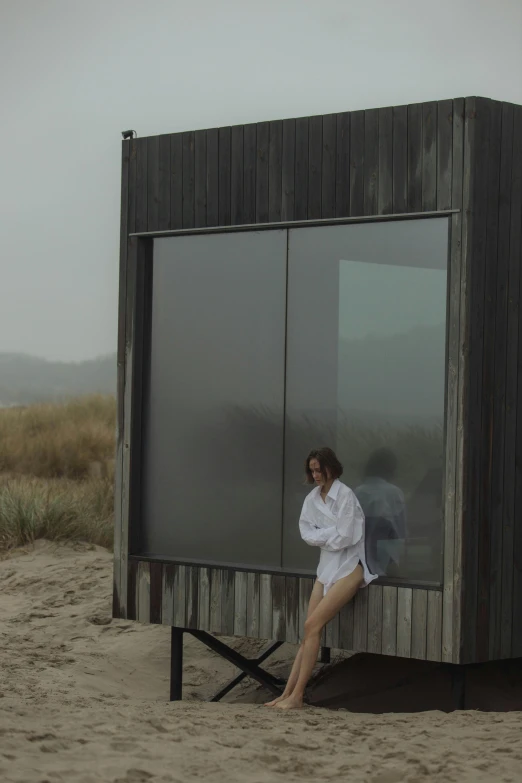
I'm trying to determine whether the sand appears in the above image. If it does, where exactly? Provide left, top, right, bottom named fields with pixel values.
left=1, top=542, right=521, bottom=783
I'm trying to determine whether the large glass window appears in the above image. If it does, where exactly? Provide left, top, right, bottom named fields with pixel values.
left=138, top=218, right=449, bottom=584
left=282, top=218, right=448, bottom=584
left=140, top=231, right=287, bottom=568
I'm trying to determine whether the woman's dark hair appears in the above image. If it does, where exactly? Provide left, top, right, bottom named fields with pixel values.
left=363, top=447, right=397, bottom=481
left=305, top=447, right=343, bottom=485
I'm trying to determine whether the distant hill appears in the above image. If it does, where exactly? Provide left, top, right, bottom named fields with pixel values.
left=0, top=353, right=116, bottom=406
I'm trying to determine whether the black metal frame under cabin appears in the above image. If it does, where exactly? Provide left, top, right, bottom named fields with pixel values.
left=113, top=97, right=522, bottom=703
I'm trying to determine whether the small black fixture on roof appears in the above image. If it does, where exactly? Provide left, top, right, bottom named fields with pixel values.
left=121, top=129, right=137, bottom=140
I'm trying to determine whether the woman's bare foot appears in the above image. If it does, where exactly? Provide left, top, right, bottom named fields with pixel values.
left=275, top=695, right=304, bottom=710
left=264, top=693, right=289, bottom=707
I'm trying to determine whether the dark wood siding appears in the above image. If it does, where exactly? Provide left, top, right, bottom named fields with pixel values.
left=114, top=96, right=522, bottom=664
left=459, top=100, right=522, bottom=663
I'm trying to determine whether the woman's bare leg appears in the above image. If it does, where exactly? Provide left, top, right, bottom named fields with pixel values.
left=264, top=579, right=324, bottom=706
left=275, top=565, right=363, bottom=710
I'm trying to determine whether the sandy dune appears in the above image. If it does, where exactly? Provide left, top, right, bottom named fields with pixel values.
left=1, top=542, right=521, bottom=782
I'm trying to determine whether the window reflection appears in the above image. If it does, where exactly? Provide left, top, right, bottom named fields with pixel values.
left=355, top=448, right=406, bottom=577
left=283, top=218, right=448, bottom=584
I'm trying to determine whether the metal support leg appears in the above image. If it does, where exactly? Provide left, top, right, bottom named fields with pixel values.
left=320, top=646, right=331, bottom=664
left=210, top=641, right=284, bottom=702
left=170, top=627, right=183, bottom=701
left=189, top=630, right=283, bottom=698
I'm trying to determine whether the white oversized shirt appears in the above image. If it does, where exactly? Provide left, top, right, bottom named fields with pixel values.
left=299, top=479, right=377, bottom=595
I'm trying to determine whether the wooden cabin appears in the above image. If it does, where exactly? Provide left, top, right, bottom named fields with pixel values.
left=112, top=97, right=522, bottom=687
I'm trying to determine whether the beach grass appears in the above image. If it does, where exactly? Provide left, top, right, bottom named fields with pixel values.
left=0, top=396, right=116, bottom=552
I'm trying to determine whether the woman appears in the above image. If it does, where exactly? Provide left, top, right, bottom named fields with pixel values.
left=266, top=446, right=376, bottom=710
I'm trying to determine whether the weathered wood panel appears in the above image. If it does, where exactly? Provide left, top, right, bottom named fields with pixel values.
left=294, top=117, right=308, bottom=220
left=349, top=111, right=364, bottom=216
left=308, top=115, right=322, bottom=219
left=335, top=112, right=350, bottom=217
left=411, top=590, right=428, bottom=660
left=352, top=586, right=368, bottom=651
left=230, top=125, right=244, bottom=226
left=339, top=595, right=354, bottom=651
left=255, top=121, right=269, bottom=223
left=285, top=577, right=299, bottom=645
left=157, top=135, right=171, bottom=231
left=194, top=129, right=207, bottom=228
left=382, top=586, right=398, bottom=656
left=461, top=97, right=486, bottom=665
left=367, top=584, right=383, bottom=654
left=233, top=571, right=248, bottom=637
left=147, top=136, right=159, bottom=231
left=135, top=138, right=148, bottom=232
left=259, top=573, right=273, bottom=639
left=222, top=569, right=236, bottom=635
left=118, top=229, right=147, bottom=616
left=422, top=101, right=437, bottom=211
left=210, top=569, right=223, bottom=634
left=272, top=575, right=286, bottom=641
left=113, top=138, right=130, bottom=619
left=392, top=105, right=407, bottom=213
left=298, top=578, right=313, bottom=642
left=397, top=587, right=412, bottom=658
left=363, top=108, right=378, bottom=216
left=427, top=590, right=443, bottom=662
left=281, top=118, right=295, bottom=221
left=407, top=103, right=422, bottom=212
left=162, top=564, right=175, bottom=626
left=198, top=567, right=210, bottom=632
left=443, top=98, right=465, bottom=664
left=127, top=559, right=440, bottom=657
left=218, top=127, right=231, bottom=226
left=508, top=104, right=522, bottom=657
left=325, top=610, right=339, bottom=651
left=182, top=131, right=195, bottom=229
left=149, top=562, right=162, bottom=624
left=476, top=101, right=502, bottom=662
left=169, top=133, right=183, bottom=229
left=137, top=561, right=150, bottom=624
left=488, top=103, right=513, bottom=660
left=322, top=114, right=336, bottom=219
left=185, top=566, right=199, bottom=629
left=246, top=572, right=260, bottom=638
left=126, top=560, right=138, bottom=621
left=243, top=124, right=256, bottom=224
left=206, top=128, right=219, bottom=227
left=437, top=99, right=453, bottom=211
left=268, top=120, right=283, bottom=223
left=377, top=107, right=393, bottom=215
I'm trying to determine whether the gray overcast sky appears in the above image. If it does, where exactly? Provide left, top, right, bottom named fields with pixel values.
left=1, top=0, right=521, bottom=361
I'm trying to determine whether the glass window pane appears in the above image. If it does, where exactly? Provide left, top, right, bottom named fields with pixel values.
left=282, top=218, right=448, bottom=584
left=140, top=231, right=287, bottom=569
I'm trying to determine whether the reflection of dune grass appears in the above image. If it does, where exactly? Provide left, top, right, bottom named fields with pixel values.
left=229, top=405, right=443, bottom=497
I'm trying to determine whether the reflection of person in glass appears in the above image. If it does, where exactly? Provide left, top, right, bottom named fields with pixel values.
left=265, top=447, right=376, bottom=710
left=354, top=448, right=406, bottom=577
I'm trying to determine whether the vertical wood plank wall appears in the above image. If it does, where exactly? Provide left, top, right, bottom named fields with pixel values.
left=114, top=97, right=521, bottom=664
left=459, top=99, right=522, bottom=664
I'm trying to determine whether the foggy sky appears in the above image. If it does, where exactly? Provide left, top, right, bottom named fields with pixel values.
left=1, top=0, right=521, bottom=361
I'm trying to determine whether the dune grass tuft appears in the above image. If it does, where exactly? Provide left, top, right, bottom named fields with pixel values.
left=0, top=396, right=116, bottom=552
